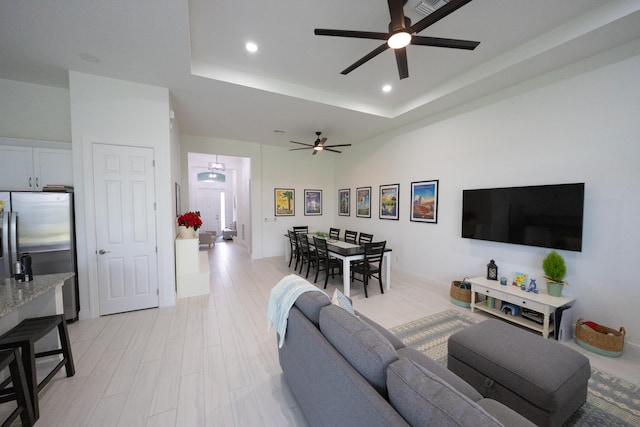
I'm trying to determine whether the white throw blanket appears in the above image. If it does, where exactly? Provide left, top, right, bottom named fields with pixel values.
left=268, top=274, right=327, bottom=348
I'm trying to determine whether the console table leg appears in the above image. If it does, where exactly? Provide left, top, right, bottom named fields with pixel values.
left=543, top=314, right=550, bottom=339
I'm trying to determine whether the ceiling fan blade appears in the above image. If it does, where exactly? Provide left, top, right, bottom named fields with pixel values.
left=289, top=147, right=312, bottom=151
left=324, top=148, right=343, bottom=153
left=314, top=29, right=389, bottom=41
left=320, top=137, right=327, bottom=144
left=387, top=0, right=407, bottom=31
left=410, top=0, right=473, bottom=34
left=325, top=144, right=352, bottom=148
left=290, top=140, right=314, bottom=147
left=312, top=149, right=318, bottom=155
left=411, top=36, right=479, bottom=50
left=395, top=47, right=409, bottom=79
left=341, top=43, right=389, bottom=75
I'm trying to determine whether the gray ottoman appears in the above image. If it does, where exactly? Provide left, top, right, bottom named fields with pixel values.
left=448, top=319, right=590, bottom=427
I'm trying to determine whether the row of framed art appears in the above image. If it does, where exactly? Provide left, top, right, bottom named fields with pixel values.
left=274, top=179, right=439, bottom=223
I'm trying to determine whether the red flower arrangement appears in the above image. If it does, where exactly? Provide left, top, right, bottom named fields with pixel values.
left=177, top=211, right=202, bottom=231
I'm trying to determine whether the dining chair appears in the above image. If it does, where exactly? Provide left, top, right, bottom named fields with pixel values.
left=313, top=237, right=342, bottom=288
left=344, top=230, right=358, bottom=244
left=351, top=241, right=386, bottom=298
left=329, top=228, right=340, bottom=240
left=358, top=232, right=373, bottom=245
left=293, top=226, right=309, bottom=234
left=287, top=230, right=300, bottom=269
left=297, top=233, right=316, bottom=279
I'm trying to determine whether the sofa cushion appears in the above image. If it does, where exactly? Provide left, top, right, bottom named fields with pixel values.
left=396, top=347, right=482, bottom=401
left=358, top=312, right=406, bottom=351
left=387, top=358, right=503, bottom=427
left=320, top=304, right=399, bottom=396
left=294, top=291, right=331, bottom=326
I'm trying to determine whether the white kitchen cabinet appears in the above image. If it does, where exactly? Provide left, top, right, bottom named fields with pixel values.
left=0, top=138, right=72, bottom=191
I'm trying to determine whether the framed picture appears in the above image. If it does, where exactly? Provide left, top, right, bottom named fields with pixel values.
left=410, top=180, right=439, bottom=223
left=338, top=188, right=350, bottom=216
left=275, top=188, right=295, bottom=216
left=379, top=183, right=399, bottom=220
left=175, top=182, right=181, bottom=217
left=304, top=189, right=322, bottom=216
left=356, top=186, right=371, bottom=218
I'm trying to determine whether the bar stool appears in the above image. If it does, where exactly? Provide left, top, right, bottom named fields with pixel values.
left=0, top=348, right=35, bottom=427
left=0, top=315, right=75, bottom=420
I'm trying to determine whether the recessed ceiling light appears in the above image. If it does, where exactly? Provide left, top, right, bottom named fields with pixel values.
left=382, top=85, right=392, bottom=93
left=79, top=53, right=100, bottom=63
left=245, top=42, right=258, bottom=53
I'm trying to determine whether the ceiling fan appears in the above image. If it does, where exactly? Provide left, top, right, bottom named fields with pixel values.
left=289, top=132, right=352, bottom=155
left=314, top=0, right=480, bottom=80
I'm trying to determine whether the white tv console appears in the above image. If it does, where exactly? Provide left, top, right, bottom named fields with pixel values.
left=468, top=276, right=575, bottom=338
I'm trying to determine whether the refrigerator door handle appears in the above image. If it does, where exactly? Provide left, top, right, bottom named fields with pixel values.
left=10, top=212, right=18, bottom=274
left=2, top=212, right=10, bottom=277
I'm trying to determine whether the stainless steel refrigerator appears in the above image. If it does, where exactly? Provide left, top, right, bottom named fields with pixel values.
left=1, top=191, right=79, bottom=321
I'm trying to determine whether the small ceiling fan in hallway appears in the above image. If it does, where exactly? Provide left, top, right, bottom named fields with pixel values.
left=289, top=132, right=352, bottom=155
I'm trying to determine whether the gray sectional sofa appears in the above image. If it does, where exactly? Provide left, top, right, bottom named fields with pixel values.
left=277, top=291, right=535, bottom=427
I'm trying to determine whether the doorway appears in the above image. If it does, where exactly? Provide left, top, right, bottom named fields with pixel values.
left=196, top=187, right=221, bottom=235
left=92, top=143, right=159, bottom=315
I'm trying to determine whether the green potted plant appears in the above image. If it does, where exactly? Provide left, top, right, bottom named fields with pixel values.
left=542, top=250, right=567, bottom=296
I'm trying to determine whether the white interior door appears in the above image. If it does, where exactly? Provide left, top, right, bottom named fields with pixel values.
left=196, top=188, right=221, bottom=235
left=93, top=143, right=159, bottom=315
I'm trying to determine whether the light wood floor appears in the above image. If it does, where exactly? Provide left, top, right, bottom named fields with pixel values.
left=3, top=240, right=639, bottom=426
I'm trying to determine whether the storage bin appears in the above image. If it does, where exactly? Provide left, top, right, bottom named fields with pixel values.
left=575, top=318, right=625, bottom=357
left=450, top=279, right=472, bottom=308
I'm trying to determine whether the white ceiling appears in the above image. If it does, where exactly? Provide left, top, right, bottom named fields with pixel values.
left=1, top=0, right=639, bottom=149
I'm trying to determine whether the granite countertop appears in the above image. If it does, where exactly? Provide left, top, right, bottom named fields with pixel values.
left=0, top=272, right=74, bottom=318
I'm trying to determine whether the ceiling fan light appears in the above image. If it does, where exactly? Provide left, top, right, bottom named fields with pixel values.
left=387, top=31, right=411, bottom=49
left=313, top=145, right=323, bottom=151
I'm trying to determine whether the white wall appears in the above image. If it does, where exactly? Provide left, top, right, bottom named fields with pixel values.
left=0, top=78, right=71, bottom=142
left=333, top=46, right=640, bottom=352
left=69, top=71, right=176, bottom=318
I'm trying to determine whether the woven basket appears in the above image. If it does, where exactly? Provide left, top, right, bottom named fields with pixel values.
left=450, top=279, right=472, bottom=307
left=575, top=318, right=625, bottom=357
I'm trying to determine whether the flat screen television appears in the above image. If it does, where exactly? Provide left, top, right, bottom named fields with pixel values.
left=462, top=183, right=585, bottom=252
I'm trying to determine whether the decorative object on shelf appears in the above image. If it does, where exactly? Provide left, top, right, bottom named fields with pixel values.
left=513, top=271, right=528, bottom=287
left=501, top=303, right=520, bottom=316
left=575, top=318, right=625, bottom=357
left=177, top=211, right=202, bottom=238
left=542, top=250, right=567, bottom=296
left=379, top=183, right=399, bottom=220
left=274, top=188, right=295, bottom=216
left=304, top=189, right=322, bottom=216
left=356, top=186, right=371, bottom=218
left=410, top=180, right=438, bottom=223
left=500, top=276, right=507, bottom=286
left=449, top=277, right=472, bottom=308
left=486, top=259, right=498, bottom=280
left=524, top=278, right=539, bottom=294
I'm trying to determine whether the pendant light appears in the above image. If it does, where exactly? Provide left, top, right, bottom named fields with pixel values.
left=197, top=156, right=226, bottom=182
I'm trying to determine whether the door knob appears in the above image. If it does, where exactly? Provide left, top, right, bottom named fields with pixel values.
left=98, top=249, right=111, bottom=255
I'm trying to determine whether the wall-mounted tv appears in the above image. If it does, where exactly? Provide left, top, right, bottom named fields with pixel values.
left=462, top=183, right=585, bottom=252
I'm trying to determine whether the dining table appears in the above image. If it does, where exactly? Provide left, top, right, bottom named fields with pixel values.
left=284, top=233, right=392, bottom=298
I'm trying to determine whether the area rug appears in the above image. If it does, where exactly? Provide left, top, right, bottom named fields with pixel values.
left=390, top=309, right=640, bottom=427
